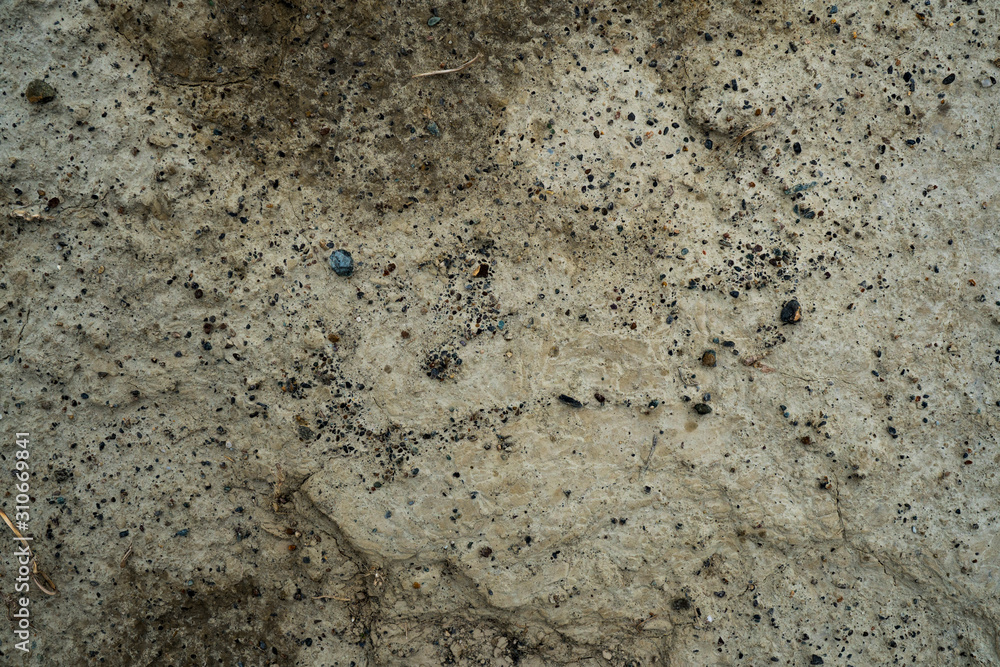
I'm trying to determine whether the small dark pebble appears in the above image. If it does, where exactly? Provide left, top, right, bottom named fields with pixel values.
left=701, top=350, right=717, bottom=367
left=671, top=597, right=690, bottom=610
left=729, top=290, right=739, bottom=298
left=810, top=656, right=824, bottom=665
left=558, top=394, right=584, bottom=408
left=594, top=392, right=606, bottom=404
left=694, top=403, right=712, bottom=415
left=426, top=121, right=440, bottom=136
left=780, top=299, right=801, bottom=324
left=329, top=249, right=354, bottom=276
left=942, top=73, right=955, bottom=85
left=25, top=79, right=56, bottom=104
left=119, top=530, right=129, bottom=538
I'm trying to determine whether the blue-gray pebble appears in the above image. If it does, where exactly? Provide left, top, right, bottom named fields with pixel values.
left=329, top=249, right=354, bottom=276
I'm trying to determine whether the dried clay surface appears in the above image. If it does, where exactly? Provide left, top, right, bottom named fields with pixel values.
left=2, top=0, right=1000, bottom=665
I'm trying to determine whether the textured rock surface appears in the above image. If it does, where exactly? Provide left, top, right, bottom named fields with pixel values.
left=2, top=0, right=1000, bottom=664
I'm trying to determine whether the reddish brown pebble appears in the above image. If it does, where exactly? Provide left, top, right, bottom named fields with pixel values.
left=25, top=79, right=56, bottom=104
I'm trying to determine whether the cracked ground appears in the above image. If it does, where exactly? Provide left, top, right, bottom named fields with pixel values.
left=2, top=0, right=1000, bottom=665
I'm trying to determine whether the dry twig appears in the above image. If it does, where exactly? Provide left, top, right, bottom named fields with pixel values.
left=411, top=53, right=481, bottom=79
left=640, top=435, right=658, bottom=476
left=635, top=613, right=658, bottom=630
left=120, top=542, right=134, bottom=568
left=733, top=119, right=774, bottom=144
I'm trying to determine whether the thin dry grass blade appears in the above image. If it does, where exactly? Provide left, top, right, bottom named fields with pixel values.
left=412, top=53, right=481, bottom=79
